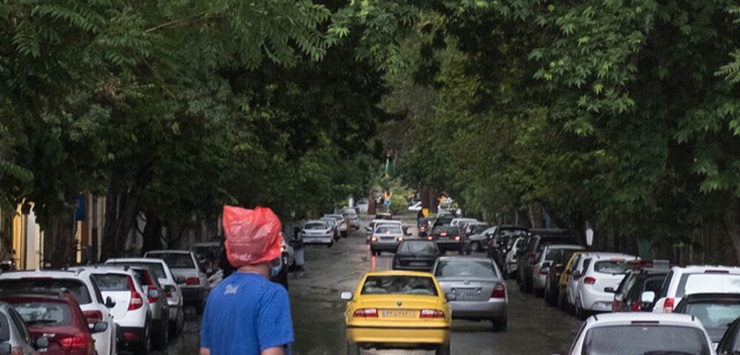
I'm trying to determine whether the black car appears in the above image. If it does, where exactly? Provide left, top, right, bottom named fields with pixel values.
left=392, top=240, right=440, bottom=271
left=516, top=229, right=577, bottom=293
left=427, top=225, right=472, bottom=255
left=717, top=315, right=740, bottom=355
left=674, top=293, right=740, bottom=344
left=487, top=226, right=529, bottom=269
left=611, top=265, right=669, bottom=312
left=465, top=223, right=493, bottom=252
left=431, top=214, right=455, bottom=228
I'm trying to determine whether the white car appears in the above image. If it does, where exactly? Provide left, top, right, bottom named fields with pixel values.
left=69, top=265, right=153, bottom=353
left=0, top=269, right=118, bottom=355
left=144, top=250, right=210, bottom=315
left=571, top=252, right=638, bottom=317
left=565, top=252, right=592, bottom=312
left=356, top=198, right=369, bottom=213
left=449, top=218, right=478, bottom=227
left=300, top=220, right=334, bottom=247
left=503, top=237, right=523, bottom=278
left=341, top=208, right=361, bottom=230
left=365, top=219, right=402, bottom=243
left=105, top=257, right=186, bottom=336
left=566, top=312, right=715, bottom=355
left=649, top=265, right=740, bottom=313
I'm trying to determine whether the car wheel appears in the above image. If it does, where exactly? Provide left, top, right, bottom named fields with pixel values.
left=491, top=316, right=507, bottom=332
left=435, top=343, right=451, bottom=355
left=134, top=321, right=151, bottom=354
left=170, top=305, right=185, bottom=337
left=152, top=315, right=169, bottom=350
left=472, top=242, right=481, bottom=252
left=347, top=341, right=361, bottom=355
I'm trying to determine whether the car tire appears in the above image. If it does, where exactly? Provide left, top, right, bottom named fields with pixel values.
left=152, top=315, right=169, bottom=350
left=170, top=305, right=185, bottom=337
left=347, top=341, right=361, bottom=355
left=472, top=242, right=481, bottom=252
left=491, top=316, right=507, bottom=332
left=435, top=343, right=451, bottom=355
left=134, top=321, right=151, bottom=354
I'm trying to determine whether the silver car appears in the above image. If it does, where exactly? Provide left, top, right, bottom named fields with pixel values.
left=369, top=224, right=407, bottom=256
left=0, top=301, right=48, bottom=354
left=144, top=250, right=210, bottom=315
left=431, top=256, right=508, bottom=332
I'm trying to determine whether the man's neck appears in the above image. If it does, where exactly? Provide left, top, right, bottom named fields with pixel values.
left=236, top=263, right=269, bottom=278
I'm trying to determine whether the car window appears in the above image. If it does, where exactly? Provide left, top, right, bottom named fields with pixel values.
left=432, top=226, right=460, bottom=234
left=12, top=301, right=72, bottom=326
left=678, top=273, right=740, bottom=297
left=582, top=325, right=711, bottom=355
left=685, top=301, right=740, bottom=332
left=91, top=274, right=130, bottom=291
left=107, top=262, right=167, bottom=280
left=0, top=313, right=9, bottom=343
left=593, top=260, right=630, bottom=274
left=7, top=308, right=31, bottom=344
left=150, top=253, right=195, bottom=269
left=0, top=279, right=92, bottom=305
left=304, top=222, right=327, bottom=230
left=375, top=225, right=402, bottom=234
left=434, top=260, right=498, bottom=278
left=361, top=276, right=437, bottom=296
left=401, top=242, right=438, bottom=254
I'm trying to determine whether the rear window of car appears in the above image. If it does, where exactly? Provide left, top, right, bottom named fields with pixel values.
left=593, top=260, right=630, bottom=274
left=685, top=301, right=740, bottom=335
left=399, top=241, right=438, bottom=254
left=304, top=222, right=327, bottom=230
left=434, top=260, right=498, bottom=279
left=582, top=325, right=711, bottom=355
left=149, top=253, right=195, bottom=269
left=678, top=273, right=740, bottom=297
left=107, top=262, right=166, bottom=280
left=375, top=225, right=402, bottom=234
left=432, top=226, right=460, bottom=235
left=91, top=274, right=130, bottom=291
left=11, top=301, right=72, bottom=326
left=0, top=279, right=92, bottom=305
left=361, top=276, right=437, bottom=296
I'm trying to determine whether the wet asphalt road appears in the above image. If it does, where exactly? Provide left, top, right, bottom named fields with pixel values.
left=150, top=213, right=585, bottom=355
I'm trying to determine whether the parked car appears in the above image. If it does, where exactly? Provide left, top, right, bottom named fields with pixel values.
left=340, top=270, right=452, bottom=355
left=392, top=240, right=440, bottom=271
left=0, top=290, right=106, bottom=355
left=319, top=217, right=341, bottom=241
left=717, top=316, right=740, bottom=355
left=557, top=251, right=585, bottom=311
left=611, top=263, right=670, bottom=312
left=502, top=236, right=525, bottom=279
left=542, top=248, right=584, bottom=307
left=449, top=218, right=478, bottom=228
left=300, top=220, right=335, bottom=247
left=464, top=223, right=492, bottom=252
left=68, top=266, right=152, bottom=353
left=191, top=240, right=223, bottom=276
left=0, top=301, right=49, bottom=355
left=427, top=225, right=471, bottom=255
left=673, top=293, right=740, bottom=346
left=104, top=258, right=185, bottom=337
left=565, top=313, right=715, bottom=355
left=341, top=208, right=360, bottom=230
left=649, top=265, right=740, bottom=314
left=516, top=229, right=577, bottom=294
left=531, top=245, right=584, bottom=297
left=570, top=252, right=639, bottom=318
left=369, top=224, right=407, bottom=256
left=432, top=256, right=507, bottom=331
left=126, top=265, right=170, bottom=350
left=0, top=270, right=118, bottom=355
left=143, top=250, right=209, bottom=316
left=487, top=226, right=529, bottom=270
left=356, top=198, right=369, bottom=213
left=324, top=214, right=348, bottom=238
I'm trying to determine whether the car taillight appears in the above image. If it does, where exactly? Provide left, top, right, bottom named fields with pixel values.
left=352, top=308, right=378, bottom=318
left=83, top=310, right=103, bottom=323
left=60, top=333, right=90, bottom=351
left=440, top=232, right=448, bottom=237
left=454, top=236, right=461, bottom=241
left=540, top=267, right=549, bottom=275
left=491, top=283, right=506, bottom=298
left=583, top=276, right=596, bottom=285
left=186, top=277, right=200, bottom=285
left=420, top=309, right=445, bottom=318
left=663, top=297, right=674, bottom=313
left=427, top=236, right=433, bottom=240
left=128, top=276, right=144, bottom=310
left=631, top=301, right=642, bottom=312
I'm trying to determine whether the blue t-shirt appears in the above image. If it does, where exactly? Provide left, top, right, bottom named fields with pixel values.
left=200, top=272, right=294, bottom=354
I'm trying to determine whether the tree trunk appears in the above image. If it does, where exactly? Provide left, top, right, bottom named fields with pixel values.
left=723, top=194, right=740, bottom=264
left=141, top=214, right=163, bottom=254
left=101, top=171, right=123, bottom=261
left=45, top=214, right=75, bottom=268
left=100, top=167, right=152, bottom=260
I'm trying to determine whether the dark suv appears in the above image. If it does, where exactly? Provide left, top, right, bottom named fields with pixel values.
left=427, top=225, right=472, bottom=255
left=516, top=229, right=578, bottom=293
left=487, top=226, right=529, bottom=269
left=612, top=264, right=670, bottom=312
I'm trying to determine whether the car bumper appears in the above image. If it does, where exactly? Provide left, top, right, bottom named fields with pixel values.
left=371, top=242, right=399, bottom=252
left=449, top=299, right=507, bottom=319
left=117, top=325, right=147, bottom=348
left=302, top=236, right=333, bottom=245
left=534, top=273, right=547, bottom=289
left=346, top=326, right=450, bottom=347
left=581, top=289, right=614, bottom=311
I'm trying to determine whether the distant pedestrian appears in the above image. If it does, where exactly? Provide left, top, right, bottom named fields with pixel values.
left=200, top=206, right=293, bottom=355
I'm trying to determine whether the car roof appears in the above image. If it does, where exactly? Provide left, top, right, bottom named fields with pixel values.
left=363, top=270, right=436, bottom=278
left=437, top=256, right=493, bottom=263
left=106, top=257, right=168, bottom=264
left=585, top=312, right=703, bottom=326
left=669, top=265, right=740, bottom=273
left=581, top=252, right=638, bottom=260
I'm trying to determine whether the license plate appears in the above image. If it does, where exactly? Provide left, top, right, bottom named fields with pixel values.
left=457, top=292, right=480, bottom=300
left=410, top=262, right=428, bottom=266
left=381, top=310, right=416, bottom=318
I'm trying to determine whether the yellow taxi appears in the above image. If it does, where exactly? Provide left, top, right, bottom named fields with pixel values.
left=558, top=251, right=585, bottom=310
left=341, top=270, right=452, bottom=355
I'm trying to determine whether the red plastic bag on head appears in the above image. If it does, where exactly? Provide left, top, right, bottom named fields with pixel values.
left=222, top=205, right=283, bottom=267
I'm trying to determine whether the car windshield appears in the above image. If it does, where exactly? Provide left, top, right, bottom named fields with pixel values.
left=304, top=222, right=327, bottom=230
left=435, top=260, right=498, bottom=279
left=399, top=242, right=438, bottom=254
left=11, top=301, right=72, bottom=326
left=684, top=301, right=740, bottom=342
left=375, top=225, right=402, bottom=234
left=107, top=262, right=167, bottom=280
left=91, top=274, right=130, bottom=291
left=361, top=276, right=437, bottom=296
left=149, top=253, right=195, bottom=269
left=581, top=325, right=710, bottom=355
left=0, top=279, right=92, bottom=305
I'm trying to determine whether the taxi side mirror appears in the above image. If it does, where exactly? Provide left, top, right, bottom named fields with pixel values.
left=340, top=291, right=353, bottom=300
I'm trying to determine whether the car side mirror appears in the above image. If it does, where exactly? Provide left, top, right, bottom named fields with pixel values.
left=147, top=289, right=160, bottom=300
left=35, top=336, right=49, bottom=350
left=571, top=270, right=582, bottom=278
left=614, top=293, right=625, bottom=302
left=90, top=321, right=109, bottom=333
left=542, top=261, right=552, bottom=268
left=445, top=292, right=457, bottom=302
left=340, top=291, right=353, bottom=300
left=641, top=291, right=656, bottom=304
left=105, top=296, right=116, bottom=308
left=604, top=287, right=615, bottom=293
